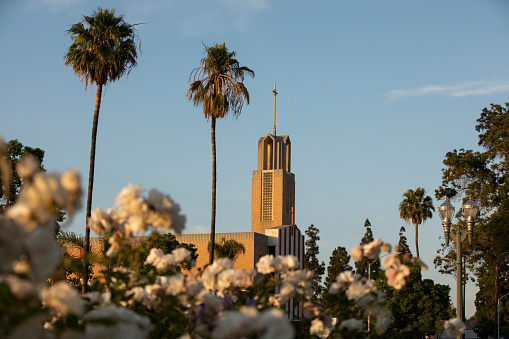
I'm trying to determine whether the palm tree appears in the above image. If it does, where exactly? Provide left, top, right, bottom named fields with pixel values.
left=209, top=238, right=246, bottom=262
left=399, top=187, right=435, bottom=259
left=186, top=43, right=254, bottom=265
left=64, top=7, right=140, bottom=292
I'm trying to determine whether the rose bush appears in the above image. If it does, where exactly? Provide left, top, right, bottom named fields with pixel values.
left=0, top=143, right=463, bottom=338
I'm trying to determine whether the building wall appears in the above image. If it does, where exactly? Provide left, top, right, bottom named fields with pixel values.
left=175, top=232, right=269, bottom=273
left=251, top=170, right=295, bottom=234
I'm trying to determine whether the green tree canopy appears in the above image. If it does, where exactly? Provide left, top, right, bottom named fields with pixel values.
left=435, top=102, right=509, bottom=338
left=208, top=237, right=246, bottom=262
left=377, top=266, right=454, bottom=339
left=186, top=43, right=254, bottom=265
left=0, top=139, right=45, bottom=210
left=304, top=224, right=325, bottom=299
left=322, top=246, right=352, bottom=318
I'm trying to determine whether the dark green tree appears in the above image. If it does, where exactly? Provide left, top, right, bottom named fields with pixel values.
left=208, top=238, right=246, bottom=262
left=322, top=246, right=352, bottom=318
left=0, top=139, right=45, bottom=210
left=399, top=188, right=435, bottom=259
left=65, top=7, right=140, bottom=292
left=355, top=218, right=380, bottom=279
left=304, top=224, right=325, bottom=299
left=435, top=103, right=509, bottom=337
left=377, top=266, right=454, bottom=339
left=186, top=43, right=254, bottom=265
left=396, top=226, right=412, bottom=257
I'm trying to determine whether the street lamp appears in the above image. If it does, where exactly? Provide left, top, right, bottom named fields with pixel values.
left=499, top=293, right=509, bottom=339
left=438, top=197, right=480, bottom=339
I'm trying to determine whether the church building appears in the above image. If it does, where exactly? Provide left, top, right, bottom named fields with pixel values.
left=175, top=87, right=305, bottom=274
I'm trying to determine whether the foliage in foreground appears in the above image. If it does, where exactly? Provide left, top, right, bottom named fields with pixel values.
left=0, top=145, right=465, bottom=338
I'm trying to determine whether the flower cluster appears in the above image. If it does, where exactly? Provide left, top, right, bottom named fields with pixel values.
left=88, top=183, right=186, bottom=256
left=329, top=270, right=390, bottom=333
left=5, top=156, right=82, bottom=231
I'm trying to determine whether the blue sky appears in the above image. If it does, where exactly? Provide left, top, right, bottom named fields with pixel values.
left=2, top=0, right=509, bottom=318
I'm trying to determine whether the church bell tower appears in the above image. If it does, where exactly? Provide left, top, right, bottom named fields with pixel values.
left=251, top=84, right=295, bottom=234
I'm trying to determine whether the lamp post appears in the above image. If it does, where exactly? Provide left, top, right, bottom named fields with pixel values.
left=499, top=292, right=509, bottom=339
left=438, top=197, right=479, bottom=339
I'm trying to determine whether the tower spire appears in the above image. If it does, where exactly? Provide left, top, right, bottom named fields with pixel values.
left=273, top=83, right=278, bottom=135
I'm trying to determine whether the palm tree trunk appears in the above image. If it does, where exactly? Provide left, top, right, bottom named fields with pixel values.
left=415, top=222, right=420, bottom=259
left=82, top=83, right=103, bottom=293
left=209, top=117, right=217, bottom=265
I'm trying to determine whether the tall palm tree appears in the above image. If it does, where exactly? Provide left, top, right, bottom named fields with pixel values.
left=186, top=43, right=254, bottom=265
left=64, top=7, right=140, bottom=292
left=399, top=187, right=435, bottom=259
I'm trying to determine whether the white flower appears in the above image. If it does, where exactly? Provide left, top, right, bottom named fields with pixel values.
left=255, top=308, right=295, bottom=339
left=185, top=278, right=205, bottom=298
left=200, top=292, right=224, bottom=310
left=16, top=155, right=39, bottom=180
left=146, top=189, right=186, bottom=234
left=172, top=247, right=191, bottom=263
left=124, top=213, right=146, bottom=234
left=217, top=269, right=235, bottom=291
left=256, top=255, right=282, bottom=274
left=115, top=183, right=142, bottom=207
left=0, top=217, right=25, bottom=272
left=330, top=271, right=356, bottom=294
left=303, top=302, right=321, bottom=319
left=89, top=207, right=113, bottom=235
left=145, top=248, right=164, bottom=265
left=85, top=304, right=151, bottom=339
left=444, top=318, right=466, bottom=337
left=212, top=306, right=259, bottom=339
left=232, top=269, right=256, bottom=287
left=32, top=173, right=66, bottom=210
left=385, top=264, right=410, bottom=290
left=381, top=254, right=400, bottom=268
left=0, top=274, right=33, bottom=299
left=350, top=245, right=363, bottom=262
left=28, top=228, right=60, bottom=283
left=153, top=254, right=176, bottom=272
left=310, top=318, right=331, bottom=338
left=164, top=274, right=186, bottom=296
left=346, top=279, right=375, bottom=302
left=5, top=202, right=35, bottom=231
left=280, top=255, right=299, bottom=270
left=362, top=238, right=383, bottom=259
left=40, top=281, right=83, bottom=316
left=60, top=169, right=81, bottom=193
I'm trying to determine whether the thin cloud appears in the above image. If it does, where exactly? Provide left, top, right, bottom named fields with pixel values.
left=386, top=80, right=509, bottom=101
left=125, top=0, right=270, bottom=35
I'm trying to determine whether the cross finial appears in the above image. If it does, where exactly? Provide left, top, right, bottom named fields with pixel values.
left=273, top=83, right=278, bottom=135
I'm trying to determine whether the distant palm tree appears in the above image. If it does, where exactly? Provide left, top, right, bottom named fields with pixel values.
left=187, top=43, right=254, bottom=265
left=399, top=187, right=435, bottom=259
left=209, top=238, right=246, bottom=262
left=64, top=7, right=140, bottom=292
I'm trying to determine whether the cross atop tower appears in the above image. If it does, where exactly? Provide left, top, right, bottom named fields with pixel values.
left=273, top=83, right=278, bottom=136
